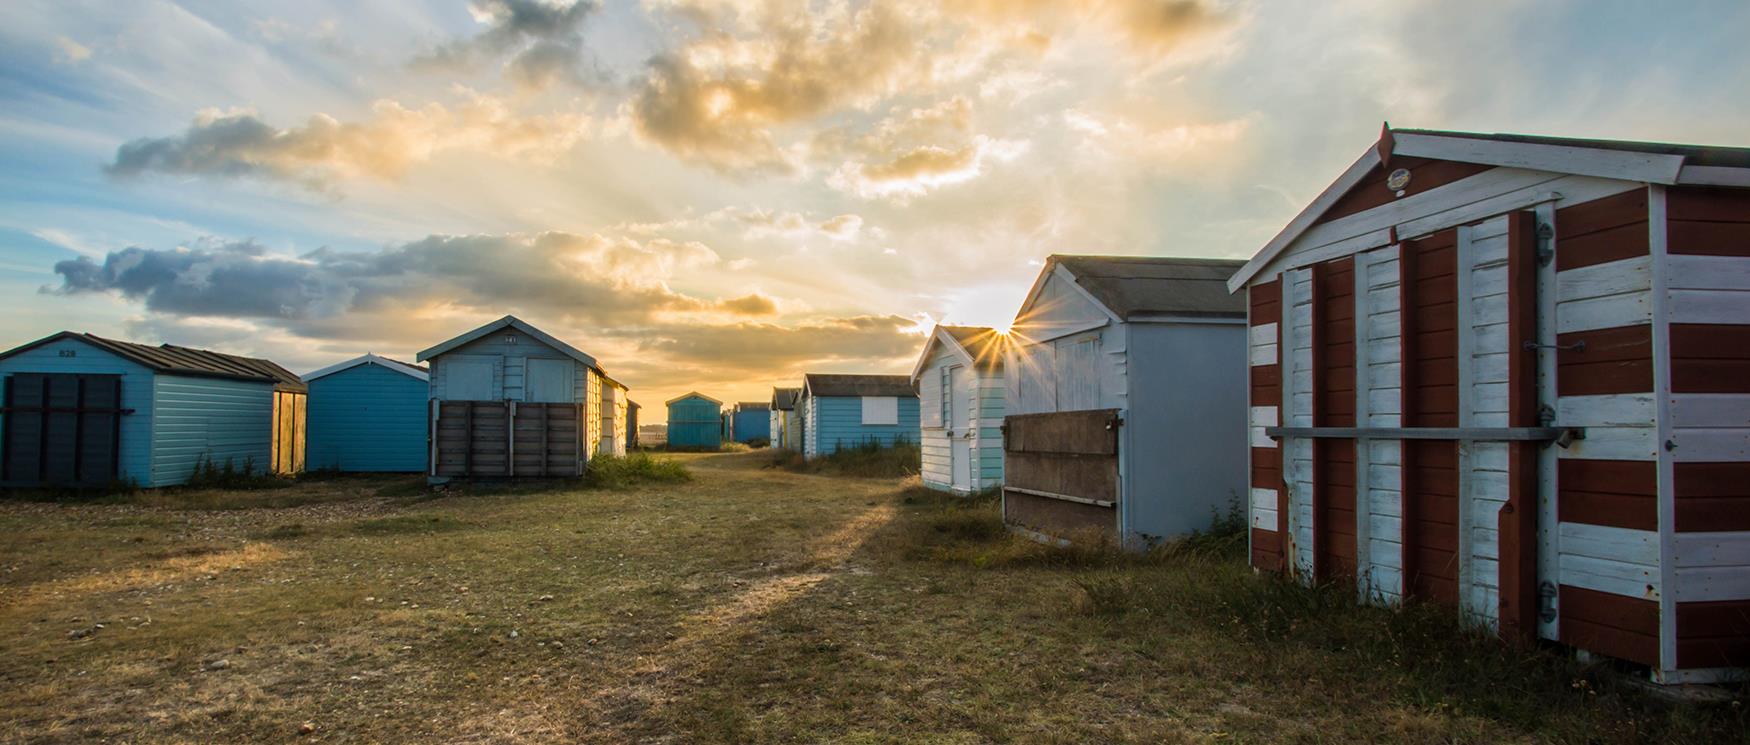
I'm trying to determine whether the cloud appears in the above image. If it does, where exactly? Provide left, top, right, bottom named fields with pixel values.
left=413, top=0, right=601, bottom=89
left=829, top=135, right=1028, bottom=200
left=626, top=1, right=922, bottom=171
left=52, top=36, right=91, bottom=64
left=1062, top=109, right=1252, bottom=163
left=105, top=95, right=588, bottom=190
left=717, top=292, right=778, bottom=315
left=631, top=314, right=920, bottom=371
left=946, top=0, right=1232, bottom=56
left=46, top=231, right=728, bottom=330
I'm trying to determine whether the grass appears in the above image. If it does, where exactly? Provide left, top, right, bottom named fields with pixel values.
left=0, top=455, right=1743, bottom=743
left=772, top=439, right=922, bottom=478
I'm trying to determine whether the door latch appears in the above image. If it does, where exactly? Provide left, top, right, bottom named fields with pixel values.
left=1524, top=340, right=1585, bottom=352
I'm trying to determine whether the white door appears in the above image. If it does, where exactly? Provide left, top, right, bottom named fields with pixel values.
left=446, top=357, right=494, bottom=400
left=949, top=365, right=973, bottom=491
left=526, top=358, right=574, bottom=403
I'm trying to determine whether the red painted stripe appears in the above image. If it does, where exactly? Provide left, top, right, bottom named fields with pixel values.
left=1555, top=325, right=1653, bottom=396
left=1675, top=599, right=1750, bottom=669
left=1670, top=324, right=1750, bottom=394
left=1668, top=186, right=1750, bottom=258
left=1315, top=157, right=1492, bottom=226
left=1559, top=585, right=1660, bottom=667
left=1556, top=189, right=1650, bottom=270
left=1558, top=460, right=1657, bottom=531
left=1498, top=211, right=1540, bottom=641
left=1675, top=462, right=1750, bottom=532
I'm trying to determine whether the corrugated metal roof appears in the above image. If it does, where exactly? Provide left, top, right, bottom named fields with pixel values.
left=771, top=387, right=801, bottom=410
left=0, top=332, right=307, bottom=391
left=1052, top=255, right=1248, bottom=319
left=804, top=373, right=916, bottom=398
left=1393, top=128, right=1750, bottom=168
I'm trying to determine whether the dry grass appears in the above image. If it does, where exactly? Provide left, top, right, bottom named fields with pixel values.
left=1, top=452, right=1743, bottom=743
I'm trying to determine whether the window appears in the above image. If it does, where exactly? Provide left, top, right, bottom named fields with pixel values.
left=861, top=396, right=899, bottom=425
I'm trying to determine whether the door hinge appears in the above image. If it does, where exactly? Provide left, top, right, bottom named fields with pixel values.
left=1535, top=222, right=1555, bottom=266
left=1538, top=581, right=1558, bottom=624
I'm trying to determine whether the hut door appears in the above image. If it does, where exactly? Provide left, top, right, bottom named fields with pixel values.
left=527, top=359, right=574, bottom=403
left=1, top=374, right=123, bottom=488
left=948, top=364, right=972, bottom=491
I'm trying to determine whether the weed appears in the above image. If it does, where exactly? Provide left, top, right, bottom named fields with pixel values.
left=778, top=439, right=920, bottom=478
left=586, top=452, right=693, bottom=489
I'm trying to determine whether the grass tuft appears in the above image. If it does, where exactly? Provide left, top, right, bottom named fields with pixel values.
left=585, top=452, right=693, bottom=489
left=774, top=440, right=921, bottom=478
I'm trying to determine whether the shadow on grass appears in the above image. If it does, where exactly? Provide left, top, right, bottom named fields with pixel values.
left=768, top=442, right=921, bottom=479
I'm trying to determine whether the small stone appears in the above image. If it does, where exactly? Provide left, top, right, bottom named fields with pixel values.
left=67, top=628, right=91, bottom=640
left=298, top=722, right=315, bottom=735
left=538, top=594, right=555, bottom=602
left=204, top=659, right=229, bottom=671
left=509, top=630, right=520, bottom=639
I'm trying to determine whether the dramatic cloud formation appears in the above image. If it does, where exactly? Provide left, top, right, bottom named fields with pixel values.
left=48, top=232, right=722, bottom=327
left=627, top=1, right=923, bottom=171
left=633, top=314, right=921, bottom=371
left=414, top=0, right=601, bottom=89
left=106, top=95, right=588, bottom=190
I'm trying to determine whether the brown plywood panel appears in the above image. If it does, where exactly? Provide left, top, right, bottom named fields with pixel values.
left=1560, top=585, right=1660, bottom=666
left=1005, top=452, right=1119, bottom=503
left=1005, top=490, right=1117, bottom=543
left=1004, top=410, right=1120, bottom=455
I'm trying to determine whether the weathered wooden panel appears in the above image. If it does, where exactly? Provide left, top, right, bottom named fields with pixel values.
left=1314, top=156, right=1492, bottom=226
left=1005, top=490, right=1116, bottom=543
left=1313, top=257, right=1358, bottom=581
left=1003, top=409, right=1120, bottom=542
left=0, top=374, right=123, bottom=488
left=1003, top=409, right=1119, bottom=456
left=1675, top=462, right=1750, bottom=532
left=1555, top=325, right=1653, bottom=395
left=1668, top=186, right=1750, bottom=257
left=434, top=401, right=582, bottom=478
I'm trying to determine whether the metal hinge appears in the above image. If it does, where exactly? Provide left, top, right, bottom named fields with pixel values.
left=1535, top=222, right=1556, bottom=266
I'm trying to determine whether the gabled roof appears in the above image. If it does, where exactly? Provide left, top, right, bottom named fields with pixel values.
left=416, top=315, right=599, bottom=371
left=1227, top=125, right=1750, bottom=291
left=0, top=331, right=306, bottom=391
left=771, top=387, right=801, bottom=410
left=666, top=391, right=721, bottom=406
left=1021, top=255, right=1247, bottom=322
left=302, top=353, right=429, bottom=384
left=803, top=373, right=916, bottom=398
left=908, top=325, right=1007, bottom=383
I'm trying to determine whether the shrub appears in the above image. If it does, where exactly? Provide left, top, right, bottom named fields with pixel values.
left=185, top=454, right=290, bottom=491
left=585, top=452, right=692, bottom=489
left=782, top=438, right=920, bottom=478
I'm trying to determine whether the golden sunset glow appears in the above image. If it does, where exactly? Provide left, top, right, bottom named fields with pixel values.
left=3, top=1, right=1745, bottom=421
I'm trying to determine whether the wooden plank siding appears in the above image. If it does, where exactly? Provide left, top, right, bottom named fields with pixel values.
left=1665, top=186, right=1750, bottom=671
left=1248, top=279, right=1285, bottom=571
left=1313, top=157, right=1493, bottom=227
left=433, top=401, right=582, bottom=478
left=1002, top=409, right=1120, bottom=543
left=1312, top=259, right=1358, bottom=581
left=1399, top=229, right=1462, bottom=606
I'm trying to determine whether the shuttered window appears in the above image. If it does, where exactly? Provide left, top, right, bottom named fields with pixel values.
left=861, top=396, right=899, bottom=425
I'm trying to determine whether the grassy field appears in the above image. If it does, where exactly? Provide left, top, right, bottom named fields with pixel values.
left=1, top=452, right=1743, bottom=743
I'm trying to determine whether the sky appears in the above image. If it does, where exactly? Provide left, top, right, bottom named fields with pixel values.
left=4, top=0, right=1748, bottom=421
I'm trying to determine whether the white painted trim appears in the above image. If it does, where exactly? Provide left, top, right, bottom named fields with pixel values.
left=1017, top=317, right=1110, bottom=345
left=1248, top=172, right=1644, bottom=288
left=1228, top=146, right=1383, bottom=292
left=1016, top=262, right=1125, bottom=327
left=1673, top=531, right=1750, bottom=567
left=417, top=314, right=598, bottom=369
left=1676, top=165, right=1750, bottom=187
left=1354, top=248, right=1375, bottom=601
left=1667, top=289, right=1750, bottom=325
left=1454, top=225, right=1479, bottom=620
left=1534, top=200, right=1562, bottom=641
left=909, top=325, right=987, bottom=384
left=1671, top=566, right=1750, bottom=602
left=1392, top=133, right=1686, bottom=185
left=665, top=390, right=722, bottom=406
left=1670, top=429, right=1750, bottom=462
left=302, top=353, right=429, bottom=383
left=1649, top=184, right=1678, bottom=673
